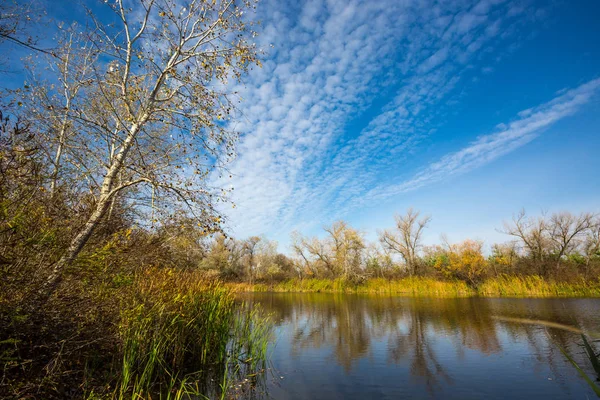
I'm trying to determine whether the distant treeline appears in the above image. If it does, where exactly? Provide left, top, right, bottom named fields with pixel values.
left=197, top=208, right=600, bottom=286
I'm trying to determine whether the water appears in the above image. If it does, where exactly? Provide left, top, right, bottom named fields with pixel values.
left=243, top=293, right=600, bottom=399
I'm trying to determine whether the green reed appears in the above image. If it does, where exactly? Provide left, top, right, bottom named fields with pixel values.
left=115, top=269, right=272, bottom=399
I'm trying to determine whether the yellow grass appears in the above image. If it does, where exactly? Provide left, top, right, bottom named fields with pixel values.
left=228, top=275, right=600, bottom=297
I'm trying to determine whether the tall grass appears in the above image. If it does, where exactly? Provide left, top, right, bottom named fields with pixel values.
left=233, top=277, right=474, bottom=297
left=478, top=275, right=600, bottom=297
left=232, top=275, right=600, bottom=297
left=115, top=268, right=272, bottom=399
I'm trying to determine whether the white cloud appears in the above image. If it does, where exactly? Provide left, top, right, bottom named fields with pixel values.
left=363, top=78, right=600, bottom=201
left=214, top=0, right=566, bottom=241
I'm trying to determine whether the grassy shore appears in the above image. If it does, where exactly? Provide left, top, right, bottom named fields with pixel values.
left=229, top=275, right=600, bottom=297
left=1, top=268, right=272, bottom=399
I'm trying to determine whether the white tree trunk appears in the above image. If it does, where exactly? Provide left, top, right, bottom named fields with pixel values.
left=42, top=119, right=145, bottom=296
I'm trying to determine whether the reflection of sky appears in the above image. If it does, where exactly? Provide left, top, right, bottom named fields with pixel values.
left=252, top=294, right=600, bottom=399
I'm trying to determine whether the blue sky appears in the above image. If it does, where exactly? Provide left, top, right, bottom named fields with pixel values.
left=216, top=0, right=600, bottom=248
left=4, top=0, right=599, bottom=250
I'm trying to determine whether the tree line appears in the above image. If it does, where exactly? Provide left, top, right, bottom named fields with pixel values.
left=192, top=208, right=600, bottom=286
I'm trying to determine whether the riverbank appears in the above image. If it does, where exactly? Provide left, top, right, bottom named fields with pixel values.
left=0, top=268, right=272, bottom=399
left=229, top=275, right=600, bottom=297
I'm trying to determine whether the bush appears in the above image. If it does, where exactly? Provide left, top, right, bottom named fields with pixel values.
left=432, top=240, right=488, bottom=286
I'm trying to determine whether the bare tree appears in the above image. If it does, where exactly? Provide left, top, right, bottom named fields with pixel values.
left=378, top=208, right=430, bottom=276
left=304, top=236, right=335, bottom=277
left=547, top=211, right=596, bottom=268
left=0, top=0, right=51, bottom=57
left=32, top=0, right=261, bottom=295
left=291, top=231, right=315, bottom=277
left=502, top=209, right=550, bottom=269
left=583, top=217, right=600, bottom=266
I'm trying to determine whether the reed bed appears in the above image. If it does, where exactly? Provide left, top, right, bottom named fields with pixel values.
left=114, top=268, right=272, bottom=399
left=231, top=275, right=600, bottom=297
left=478, top=275, right=600, bottom=297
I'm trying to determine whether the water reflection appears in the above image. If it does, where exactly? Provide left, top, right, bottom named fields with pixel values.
left=247, top=293, right=600, bottom=399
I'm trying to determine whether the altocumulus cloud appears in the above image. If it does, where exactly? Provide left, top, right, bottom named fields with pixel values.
left=213, top=0, right=593, bottom=240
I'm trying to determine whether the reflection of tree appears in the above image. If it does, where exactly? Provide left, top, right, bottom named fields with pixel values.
left=289, top=295, right=372, bottom=371
left=450, top=298, right=502, bottom=355
left=388, top=311, right=453, bottom=393
left=246, top=293, right=598, bottom=396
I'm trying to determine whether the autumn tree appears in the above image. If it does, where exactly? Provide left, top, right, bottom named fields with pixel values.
left=364, top=243, right=393, bottom=278
left=583, top=218, right=600, bottom=263
left=379, top=208, right=430, bottom=276
left=488, top=241, right=519, bottom=274
left=433, top=239, right=488, bottom=286
left=155, top=216, right=209, bottom=268
left=503, top=210, right=597, bottom=274
left=242, top=236, right=260, bottom=283
left=289, top=222, right=365, bottom=279
left=270, top=253, right=297, bottom=280
left=291, top=230, right=317, bottom=277
left=20, top=0, right=262, bottom=295
left=200, top=234, right=246, bottom=279
left=303, top=236, right=335, bottom=277
left=248, top=237, right=292, bottom=281
left=324, top=221, right=365, bottom=279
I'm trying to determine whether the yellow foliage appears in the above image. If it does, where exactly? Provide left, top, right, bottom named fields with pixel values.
left=434, top=240, right=488, bottom=285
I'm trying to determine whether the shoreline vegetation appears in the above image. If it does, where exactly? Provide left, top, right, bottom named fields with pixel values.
left=229, top=276, right=600, bottom=298
left=1, top=267, right=273, bottom=399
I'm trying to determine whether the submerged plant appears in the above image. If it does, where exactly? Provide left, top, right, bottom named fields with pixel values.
left=549, top=332, right=600, bottom=397
left=582, top=334, right=600, bottom=378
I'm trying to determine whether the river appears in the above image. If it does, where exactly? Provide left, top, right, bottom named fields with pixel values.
left=241, top=293, right=600, bottom=399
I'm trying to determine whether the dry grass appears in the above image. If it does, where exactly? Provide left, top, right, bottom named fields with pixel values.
left=1, top=268, right=272, bottom=399
left=230, top=275, right=600, bottom=297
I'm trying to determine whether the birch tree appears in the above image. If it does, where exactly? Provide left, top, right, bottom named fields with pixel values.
left=33, top=0, right=261, bottom=295
left=20, top=25, right=97, bottom=198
